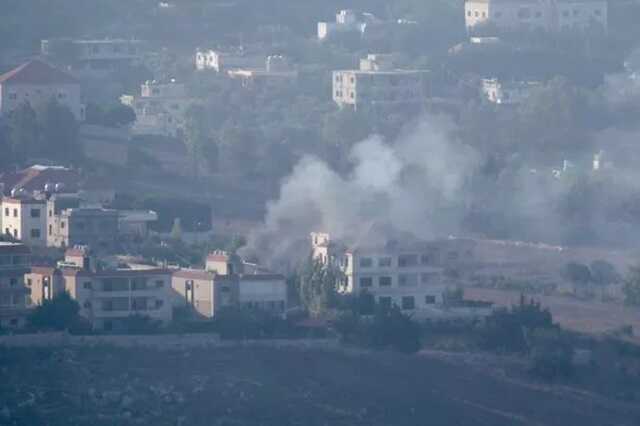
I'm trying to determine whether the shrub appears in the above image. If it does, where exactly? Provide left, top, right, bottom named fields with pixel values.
left=334, top=303, right=422, bottom=354
left=529, top=329, right=574, bottom=380
left=481, top=295, right=554, bottom=353
left=28, top=292, right=81, bottom=331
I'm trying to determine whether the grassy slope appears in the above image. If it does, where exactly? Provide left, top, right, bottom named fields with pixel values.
left=1, top=344, right=639, bottom=426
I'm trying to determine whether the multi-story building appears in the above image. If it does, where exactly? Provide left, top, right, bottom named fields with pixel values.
left=464, top=0, right=608, bottom=33
left=481, top=78, right=540, bottom=104
left=41, top=38, right=145, bottom=77
left=171, top=251, right=287, bottom=319
left=333, top=54, right=429, bottom=111
left=47, top=207, right=119, bottom=251
left=120, top=79, right=196, bottom=138
left=1, top=195, right=47, bottom=246
left=0, top=242, right=31, bottom=329
left=27, top=247, right=173, bottom=331
left=311, top=232, right=476, bottom=312
left=0, top=60, right=84, bottom=121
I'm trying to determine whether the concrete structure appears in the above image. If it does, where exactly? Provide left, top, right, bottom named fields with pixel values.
left=318, top=9, right=370, bottom=40
left=195, top=48, right=264, bottom=72
left=28, top=248, right=173, bottom=331
left=227, top=55, right=298, bottom=87
left=41, top=38, right=145, bottom=77
left=172, top=251, right=287, bottom=319
left=0, top=60, right=84, bottom=121
left=311, top=232, right=476, bottom=313
left=0, top=242, right=31, bottom=329
left=118, top=210, right=158, bottom=239
left=481, top=78, right=540, bottom=104
left=464, top=0, right=608, bottom=33
left=48, top=207, right=119, bottom=251
left=25, top=267, right=64, bottom=307
left=121, top=79, right=196, bottom=138
left=1, top=195, right=47, bottom=246
left=333, top=54, right=429, bottom=110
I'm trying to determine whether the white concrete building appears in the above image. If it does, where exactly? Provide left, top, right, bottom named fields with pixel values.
left=0, top=60, right=84, bottom=121
left=464, top=0, right=607, bottom=33
left=318, top=9, right=369, bottom=40
left=194, top=49, right=263, bottom=72
left=481, top=78, right=540, bottom=104
left=121, top=79, right=196, bottom=138
left=311, top=232, right=476, bottom=314
left=333, top=54, right=429, bottom=110
left=1, top=195, right=47, bottom=247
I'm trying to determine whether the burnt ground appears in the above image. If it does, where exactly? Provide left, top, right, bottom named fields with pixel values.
left=1, top=344, right=639, bottom=426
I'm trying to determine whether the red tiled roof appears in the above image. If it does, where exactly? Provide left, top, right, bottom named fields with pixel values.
left=0, top=166, right=82, bottom=195
left=0, top=60, right=78, bottom=85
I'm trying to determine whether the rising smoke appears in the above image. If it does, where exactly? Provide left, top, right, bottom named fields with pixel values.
left=242, top=114, right=481, bottom=266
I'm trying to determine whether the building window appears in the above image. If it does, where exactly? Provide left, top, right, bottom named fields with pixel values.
left=83, top=301, right=92, bottom=309
left=482, top=12, right=486, bottom=18
left=155, top=280, right=164, bottom=288
left=221, top=286, right=230, bottom=293
left=9, top=318, right=18, bottom=326
left=359, top=277, right=373, bottom=288
left=378, top=257, right=392, bottom=267
left=60, top=221, right=66, bottom=229
left=12, top=229, right=17, bottom=238
left=398, top=274, right=418, bottom=287
left=421, top=272, right=438, bottom=285
left=83, top=282, right=92, bottom=289
left=8, top=93, right=17, bottom=100
left=573, top=9, right=579, bottom=16
left=379, top=276, right=392, bottom=287
left=467, top=10, right=471, bottom=17
left=398, top=254, right=418, bottom=267
left=48, top=225, right=52, bottom=236
left=474, top=11, right=479, bottom=17
left=425, top=295, right=436, bottom=305
left=26, top=279, right=32, bottom=287
left=155, top=300, right=164, bottom=309
left=57, top=92, right=66, bottom=99
left=13, top=209, right=17, bottom=217
left=359, top=257, right=373, bottom=268
left=420, top=254, right=432, bottom=265
left=594, top=9, right=602, bottom=16
left=30, top=209, right=40, bottom=218
left=401, top=296, right=415, bottom=310
left=378, top=296, right=392, bottom=309
left=9, top=278, right=17, bottom=287
left=30, top=229, right=41, bottom=239
left=4, top=208, right=9, bottom=216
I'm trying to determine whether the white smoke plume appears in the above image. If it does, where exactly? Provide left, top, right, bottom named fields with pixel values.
left=242, top=114, right=481, bottom=266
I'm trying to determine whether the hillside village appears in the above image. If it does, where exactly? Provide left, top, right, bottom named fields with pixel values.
left=2, top=0, right=640, bottom=424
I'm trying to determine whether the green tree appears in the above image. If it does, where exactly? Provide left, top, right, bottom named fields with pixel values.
left=38, top=99, right=81, bottom=164
left=623, top=265, right=640, bottom=306
left=103, top=104, right=136, bottom=127
left=590, top=260, right=620, bottom=286
left=28, top=292, right=81, bottom=331
left=183, top=104, right=213, bottom=177
left=7, top=102, right=39, bottom=163
left=563, top=262, right=592, bottom=287
left=297, top=256, right=343, bottom=317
